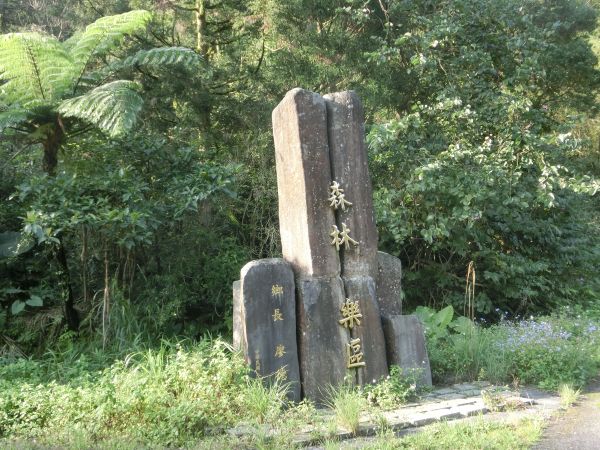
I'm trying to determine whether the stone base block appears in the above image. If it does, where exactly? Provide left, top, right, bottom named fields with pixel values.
left=382, top=314, right=432, bottom=387
left=296, top=275, right=350, bottom=404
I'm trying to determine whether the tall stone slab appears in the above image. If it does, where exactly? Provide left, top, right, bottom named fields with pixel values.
left=325, top=91, right=388, bottom=384
left=272, top=89, right=348, bottom=402
left=376, top=251, right=403, bottom=317
left=342, top=277, right=388, bottom=384
left=382, top=315, right=432, bottom=387
left=236, top=259, right=301, bottom=401
left=324, top=91, right=378, bottom=279
left=273, top=88, right=340, bottom=278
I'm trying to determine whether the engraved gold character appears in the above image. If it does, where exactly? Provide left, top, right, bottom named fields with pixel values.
left=328, top=181, right=353, bottom=211
left=275, top=344, right=286, bottom=358
left=275, top=366, right=288, bottom=381
left=339, top=299, right=363, bottom=329
left=254, top=351, right=261, bottom=374
left=272, top=308, right=284, bottom=321
left=346, top=338, right=366, bottom=368
left=330, top=225, right=342, bottom=251
left=339, top=223, right=359, bottom=249
left=272, top=284, right=284, bottom=297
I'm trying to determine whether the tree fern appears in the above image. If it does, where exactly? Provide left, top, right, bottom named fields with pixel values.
left=58, top=80, right=143, bottom=137
left=0, top=33, right=75, bottom=105
left=105, top=47, right=203, bottom=73
left=69, top=10, right=152, bottom=77
left=0, top=108, right=30, bottom=133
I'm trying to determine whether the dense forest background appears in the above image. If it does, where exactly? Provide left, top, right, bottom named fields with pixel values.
left=1, top=0, right=599, bottom=355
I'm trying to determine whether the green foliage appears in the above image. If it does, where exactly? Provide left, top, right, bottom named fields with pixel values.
left=423, top=307, right=600, bottom=389
left=324, top=380, right=367, bottom=436
left=58, top=80, right=144, bottom=137
left=0, top=338, right=252, bottom=446
left=68, top=10, right=151, bottom=72
left=363, top=365, right=418, bottom=409
left=0, top=32, right=74, bottom=105
left=366, top=0, right=600, bottom=315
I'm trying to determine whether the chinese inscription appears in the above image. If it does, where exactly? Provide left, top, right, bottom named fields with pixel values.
left=328, top=181, right=353, bottom=210
left=339, top=299, right=363, bottom=329
left=271, top=284, right=284, bottom=297
left=330, top=223, right=359, bottom=251
left=275, top=344, right=286, bottom=358
left=272, top=308, right=284, bottom=321
left=346, top=338, right=366, bottom=368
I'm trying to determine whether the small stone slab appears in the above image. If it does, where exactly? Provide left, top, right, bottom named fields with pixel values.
left=273, top=88, right=340, bottom=277
left=382, top=314, right=432, bottom=387
left=232, top=280, right=245, bottom=351
left=324, top=91, right=378, bottom=280
left=376, top=251, right=403, bottom=317
left=296, top=275, right=350, bottom=404
left=237, top=258, right=301, bottom=401
left=342, top=276, right=388, bottom=385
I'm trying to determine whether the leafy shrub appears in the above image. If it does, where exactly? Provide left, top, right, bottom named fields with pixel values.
left=421, top=306, right=600, bottom=389
left=363, top=365, right=418, bottom=409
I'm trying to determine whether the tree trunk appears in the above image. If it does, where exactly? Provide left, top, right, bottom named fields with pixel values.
left=42, top=119, right=79, bottom=331
left=42, top=121, right=63, bottom=176
left=196, top=0, right=208, bottom=58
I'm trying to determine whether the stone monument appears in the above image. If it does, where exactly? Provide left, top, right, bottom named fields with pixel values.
left=233, top=88, right=431, bottom=404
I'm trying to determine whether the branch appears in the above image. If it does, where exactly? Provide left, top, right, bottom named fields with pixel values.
left=252, top=36, right=265, bottom=75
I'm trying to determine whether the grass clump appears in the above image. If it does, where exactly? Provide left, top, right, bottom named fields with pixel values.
left=558, top=384, right=581, bottom=409
left=0, top=338, right=284, bottom=448
left=324, top=381, right=367, bottom=436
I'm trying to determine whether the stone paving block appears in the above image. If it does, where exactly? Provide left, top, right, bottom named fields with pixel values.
left=433, top=388, right=457, bottom=395
left=456, top=403, right=489, bottom=417
left=376, top=251, right=403, bottom=317
left=437, top=393, right=468, bottom=401
left=237, top=258, right=301, bottom=401
left=273, top=88, right=340, bottom=277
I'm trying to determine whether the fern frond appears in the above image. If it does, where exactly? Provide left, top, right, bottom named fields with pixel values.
left=69, top=11, right=152, bottom=75
left=0, top=33, right=76, bottom=105
left=0, top=107, right=30, bottom=133
left=58, top=80, right=143, bottom=137
left=106, top=47, right=203, bottom=73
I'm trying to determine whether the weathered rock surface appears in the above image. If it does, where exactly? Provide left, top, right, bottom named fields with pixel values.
left=237, top=258, right=301, bottom=401
left=382, top=314, right=432, bottom=387
left=324, top=91, right=378, bottom=280
left=376, top=251, right=403, bottom=317
left=232, top=280, right=244, bottom=351
left=342, top=276, right=389, bottom=385
left=296, top=275, right=350, bottom=404
left=273, top=88, right=340, bottom=278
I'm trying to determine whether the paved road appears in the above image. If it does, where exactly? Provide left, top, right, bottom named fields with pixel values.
left=534, top=382, right=600, bottom=450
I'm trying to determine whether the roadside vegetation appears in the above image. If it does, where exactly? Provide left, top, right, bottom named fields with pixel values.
left=1, top=0, right=599, bottom=448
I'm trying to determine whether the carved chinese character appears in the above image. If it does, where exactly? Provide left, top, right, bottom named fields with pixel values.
left=275, top=366, right=288, bottom=381
left=272, top=308, right=284, bottom=321
left=346, top=338, right=366, bottom=368
left=339, top=299, right=363, bottom=329
left=331, top=223, right=359, bottom=251
left=275, top=344, right=286, bottom=358
left=271, top=284, right=284, bottom=297
left=328, top=181, right=353, bottom=211
left=255, top=350, right=261, bottom=374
